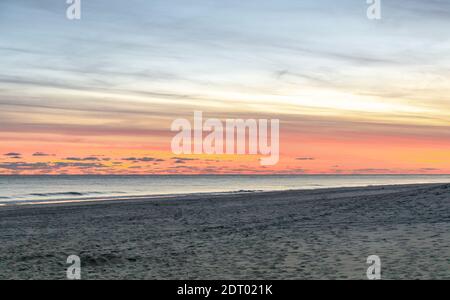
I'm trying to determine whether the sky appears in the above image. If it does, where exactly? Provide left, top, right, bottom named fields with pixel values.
left=0, top=0, right=449, bottom=175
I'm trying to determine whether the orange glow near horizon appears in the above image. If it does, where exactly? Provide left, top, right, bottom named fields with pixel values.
left=1, top=122, right=449, bottom=175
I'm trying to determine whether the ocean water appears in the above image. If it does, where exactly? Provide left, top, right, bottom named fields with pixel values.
left=0, top=175, right=449, bottom=205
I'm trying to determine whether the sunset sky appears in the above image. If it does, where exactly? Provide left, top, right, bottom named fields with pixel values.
left=0, top=0, right=449, bottom=175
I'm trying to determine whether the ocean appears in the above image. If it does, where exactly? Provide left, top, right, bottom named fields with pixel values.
left=1, top=174, right=449, bottom=206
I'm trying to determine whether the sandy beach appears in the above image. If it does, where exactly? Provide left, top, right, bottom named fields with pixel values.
left=0, top=183, right=449, bottom=280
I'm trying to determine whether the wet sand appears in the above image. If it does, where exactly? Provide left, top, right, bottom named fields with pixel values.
left=0, top=183, right=449, bottom=279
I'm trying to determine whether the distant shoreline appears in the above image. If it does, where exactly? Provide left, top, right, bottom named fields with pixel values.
left=1, top=182, right=449, bottom=209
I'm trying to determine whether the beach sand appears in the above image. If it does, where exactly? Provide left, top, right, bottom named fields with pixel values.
left=0, top=183, right=449, bottom=280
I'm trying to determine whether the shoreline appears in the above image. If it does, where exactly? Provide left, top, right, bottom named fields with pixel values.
left=0, top=182, right=449, bottom=279
left=1, top=182, right=449, bottom=209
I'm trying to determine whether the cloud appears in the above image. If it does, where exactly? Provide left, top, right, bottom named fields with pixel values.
left=128, top=166, right=142, bottom=169
left=171, top=157, right=198, bottom=161
left=170, top=157, right=200, bottom=164
left=3, top=152, right=21, bottom=156
left=0, top=161, right=109, bottom=172
left=3, top=152, right=22, bottom=159
left=0, top=162, right=52, bottom=171
left=352, top=168, right=392, bottom=173
left=32, top=152, right=53, bottom=156
left=122, top=157, right=159, bottom=162
left=169, top=165, right=201, bottom=171
left=296, top=157, right=315, bottom=161
left=284, top=168, right=307, bottom=174
left=65, top=156, right=101, bottom=161
left=54, top=162, right=107, bottom=169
